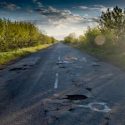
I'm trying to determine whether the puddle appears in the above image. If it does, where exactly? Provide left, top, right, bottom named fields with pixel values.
left=63, top=94, right=88, bottom=101
left=77, top=102, right=111, bottom=113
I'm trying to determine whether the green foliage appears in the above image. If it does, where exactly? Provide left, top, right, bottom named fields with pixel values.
left=100, top=6, right=125, bottom=43
left=81, top=6, right=125, bottom=50
left=64, top=33, right=79, bottom=44
left=0, top=19, right=56, bottom=52
left=64, top=6, right=125, bottom=68
left=83, top=27, right=101, bottom=47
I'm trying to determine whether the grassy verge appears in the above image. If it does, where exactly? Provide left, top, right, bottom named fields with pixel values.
left=78, top=44, right=125, bottom=70
left=0, top=44, right=51, bottom=66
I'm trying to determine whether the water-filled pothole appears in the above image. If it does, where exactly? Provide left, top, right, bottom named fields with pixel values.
left=63, top=94, right=88, bottom=101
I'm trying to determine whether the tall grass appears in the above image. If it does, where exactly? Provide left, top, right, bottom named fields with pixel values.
left=0, top=44, right=51, bottom=65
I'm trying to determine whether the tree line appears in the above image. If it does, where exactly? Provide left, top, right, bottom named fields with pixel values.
left=64, top=6, right=125, bottom=52
left=0, top=19, right=57, bottom=52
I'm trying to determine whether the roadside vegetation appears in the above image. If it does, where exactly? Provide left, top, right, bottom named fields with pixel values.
left=64, top=6, right=125, bottom=69
left=0, top=44, right=51, bottom=65
left=0, top=19, right=57, bottom=65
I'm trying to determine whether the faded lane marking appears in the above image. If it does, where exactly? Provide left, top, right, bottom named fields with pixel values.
left=57, top=56, right=71, bottom=64
left=80, top=57, right=87, bottom=63
left=77, top=102, right=111, bottom=113
left=58, top=56, right=61, bottom=61
left=54, top=73, right=59, bottom=89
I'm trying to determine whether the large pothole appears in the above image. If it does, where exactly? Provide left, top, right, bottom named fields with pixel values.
left=63, top=94, right=88, bottom=101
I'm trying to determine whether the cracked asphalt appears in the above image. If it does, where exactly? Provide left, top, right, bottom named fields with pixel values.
left=0, top=43, right=125, bottom=125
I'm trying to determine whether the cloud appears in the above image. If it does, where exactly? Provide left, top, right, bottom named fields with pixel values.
left=22, top=4, right=99, bottom=39
left=0, top=2, right=21, bottom=11
left=75, top=5, right=112, bottom=12
left=35, top=6, right=71, bottom=18
left=35, top=6, right=86, bottom=25
left=33, top=0, right=38, bottom=2
left=36, top=2, right=43, bottom=7
left=33, top=0, right=43, bottom=7
left=33, top=5, right=99, bottom=39
left=76, top=6, right=89, bottom=10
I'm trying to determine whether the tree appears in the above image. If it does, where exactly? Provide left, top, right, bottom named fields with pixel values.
left=64, top=33, right=77, bottom=43
left=100, top=6, right=125, bottom=43
left=0, top=18, right=57, bottom=52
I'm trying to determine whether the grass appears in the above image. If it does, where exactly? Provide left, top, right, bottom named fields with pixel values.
left=78, top=44, right=125, bottom=70
left=0, top=44, right=51, bottom=66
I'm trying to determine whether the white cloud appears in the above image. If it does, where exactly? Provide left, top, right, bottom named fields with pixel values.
left=35, top=6, right=87, bottom=26
left=33, top=0, right=43, bottom=8
left=36, top=2, right=43, bottom=7
left=0, top=2, right=21, bottom=11
left=76, top=5, right=113, bottom=12
left=34, top=5, right=99, bottom=40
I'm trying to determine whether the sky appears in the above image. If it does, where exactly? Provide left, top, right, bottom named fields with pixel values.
left=0, top=0, right=124, bottom=40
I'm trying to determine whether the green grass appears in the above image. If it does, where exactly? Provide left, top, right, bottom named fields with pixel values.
left=78, top=44, right=125, bottom=70
left=0, top=44, right=51, bottom=65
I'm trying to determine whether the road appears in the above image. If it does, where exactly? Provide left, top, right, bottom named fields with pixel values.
left=0, top=43, right=125, bottom=125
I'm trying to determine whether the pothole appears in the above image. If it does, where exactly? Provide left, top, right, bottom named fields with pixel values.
left=63, top=94, right=88, bottom=101
left=9, top=67, right=27, bottom=71
left=59, top=65, right=66, bottom=68
left=9, top=64, right=33, bottom=71
left=86, top=87, right=92, bottom=92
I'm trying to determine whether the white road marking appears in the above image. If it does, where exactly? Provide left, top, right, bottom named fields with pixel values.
left=58, top=56, right=61, bottom=61
left=57, top=56, right=71, bottom=64
left=82, top=57, right=87, bottom=62
left=77, top=102, right=111, bottom=113
left=54, top=73, right=59, bottom=89
left=57, top=56, right=63, bottom=64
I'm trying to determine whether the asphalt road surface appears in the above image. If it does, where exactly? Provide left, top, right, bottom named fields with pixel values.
left=0, top=43, right=125, bottom=125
